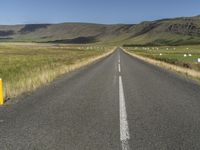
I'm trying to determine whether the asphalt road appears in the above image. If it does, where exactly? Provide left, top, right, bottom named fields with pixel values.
left=0, top=48, right=200, bottom=150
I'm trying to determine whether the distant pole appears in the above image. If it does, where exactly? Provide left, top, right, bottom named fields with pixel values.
left=0, top=78, right=4, bottom=105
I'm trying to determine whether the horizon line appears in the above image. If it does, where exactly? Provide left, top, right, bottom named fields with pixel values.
left=0, top=14, right=199, bottom=26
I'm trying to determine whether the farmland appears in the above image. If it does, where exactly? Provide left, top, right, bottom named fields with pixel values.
left=124, top=45, right=200, bottom=71
left=0, top=43, right=113, bottom=99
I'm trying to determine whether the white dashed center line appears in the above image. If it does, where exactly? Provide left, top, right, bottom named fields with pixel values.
left=118, top=52, right=130, bottom=150
left=118, top=64, right=121, bottom=73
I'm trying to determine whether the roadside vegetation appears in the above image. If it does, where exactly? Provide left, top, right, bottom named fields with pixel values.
left=125, top=45, right=200, bottom=71
left=0, top=43, right=113, bottom=99
left=124, top=45, right=200, bottom=81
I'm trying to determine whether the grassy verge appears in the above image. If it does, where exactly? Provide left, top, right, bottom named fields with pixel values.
left=0, top=43, right=114, bottom=99
left=123, top=46, right=200, bottom=81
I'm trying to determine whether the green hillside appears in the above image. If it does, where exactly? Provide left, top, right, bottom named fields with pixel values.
left=1, top=15, right=200, bottom=45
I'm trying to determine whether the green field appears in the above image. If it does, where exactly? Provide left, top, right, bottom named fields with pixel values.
left=125, top=45, right=200, bottom=71
left=0, top=43, right=112, bottom=99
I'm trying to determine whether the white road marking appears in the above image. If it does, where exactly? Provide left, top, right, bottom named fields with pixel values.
left=119, top=76, right=130, bottom=150
left=118, top=49, right=121, bottom=63
left=118, top=64, right=121, bottom=72
left=118, top=53, right=121, bottom=63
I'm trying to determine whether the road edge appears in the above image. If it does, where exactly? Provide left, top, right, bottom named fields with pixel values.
left=121, top=47, right=200, bottom=83
left=3, top=47, right=116, bottom=104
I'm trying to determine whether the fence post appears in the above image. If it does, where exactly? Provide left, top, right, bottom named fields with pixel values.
left=0, top=78, right=4, bottom=105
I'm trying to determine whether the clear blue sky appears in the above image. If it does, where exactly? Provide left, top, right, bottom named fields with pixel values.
left=0, top=0, right=199, bottom=25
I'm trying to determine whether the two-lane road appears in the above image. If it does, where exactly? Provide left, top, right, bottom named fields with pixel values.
left=0, top=48, right=200, bottom=150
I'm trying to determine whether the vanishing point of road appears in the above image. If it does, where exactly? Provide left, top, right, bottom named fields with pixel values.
left=0, top=48, right=200, bottom=150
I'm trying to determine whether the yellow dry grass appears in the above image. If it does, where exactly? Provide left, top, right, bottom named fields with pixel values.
left=0, top=43, right=115, bottom=99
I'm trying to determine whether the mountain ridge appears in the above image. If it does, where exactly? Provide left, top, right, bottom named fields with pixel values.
left=1, top=15, right=200, bottom=45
